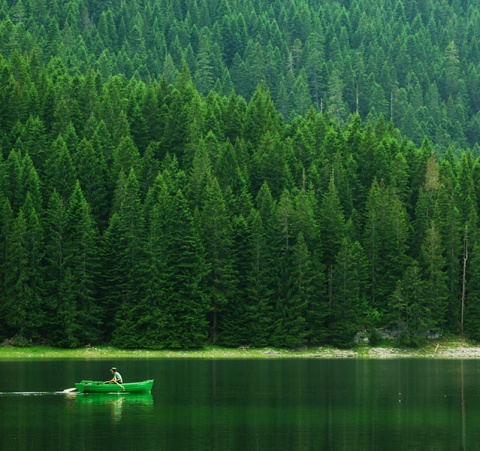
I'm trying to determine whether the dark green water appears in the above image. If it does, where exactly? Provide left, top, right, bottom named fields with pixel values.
left=1, top=358, right=480, bottom=450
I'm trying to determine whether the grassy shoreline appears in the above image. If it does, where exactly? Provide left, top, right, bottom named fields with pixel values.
left=1, top=340, right=480, bottom=359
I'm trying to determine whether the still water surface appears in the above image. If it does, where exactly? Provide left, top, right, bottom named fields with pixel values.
left=1, top=358, right=479, bottom=450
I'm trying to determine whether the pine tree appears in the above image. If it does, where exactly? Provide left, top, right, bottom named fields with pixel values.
left=304, top=31, right=326, bottom=109
left=319, top=176, right=346, bottom=268
left=4, top=194, right=44, bottom=342
left=419, top=221, right=448, bottom=333
left=414, top=153, right=440, bottom=256
left=434, top=183, right=461, bottom=331
left=22, top=150, right=42, bottom=205
left=162, top=64, right=204, bottom=167
left=242, top=82, right=282, bottom=151
left=272, top=233, right=311, bottom=348
left=123, top=188, right=208, bottom=349
left=128, top=97, right=150, bottom=155
left=251, top=131, right=292, bottom=198
left=43, top=190, right=66, bottom=342
left=215, top=140, right=246, bottom=194
left=389, top=262, right=429, bottom=347
left=465, top=241, right=480, bottom=341
left=111, top=135, right=141, bottom=187
left=74, top=138, right=109, bottom=230
left=199, top=177, right=235, bottom=343
left=14, top=115, right=47, bottom=173
left=327, top=69, right=347, bottom=124
left=188, top=138, right=212, bottom=207
left=98, top=75, right=130, bottom=146
left=270, top=189, right=301, bottom=346
left=245, top=209, right=275, bottom=345
left=0, top=197, right=13, bottom=338
left=364, top=180, right=409, bottom=316
left=217, top=213, right=272, bottom=347
left=104, top=168, right=145, bottom=337
left=62, top=181, right=102, bottom=346
left=330, top=238, right=369, bottom=348
left=194, top=29, right=215, bottom=95
left=43, top=135, right=76, bottom=202
left=223, top=90, right=247, bottom=144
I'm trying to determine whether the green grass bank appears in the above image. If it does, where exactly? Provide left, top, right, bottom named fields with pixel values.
left=1, top=340, right=480, bottom=360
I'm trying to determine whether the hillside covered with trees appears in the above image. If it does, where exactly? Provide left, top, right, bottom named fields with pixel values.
left=1, top=0, right=480, bottom=349
left=2, top=0, right=480, bottom=152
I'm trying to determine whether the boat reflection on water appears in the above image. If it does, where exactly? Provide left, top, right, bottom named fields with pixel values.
left=67, top=392, right=154, bottom=422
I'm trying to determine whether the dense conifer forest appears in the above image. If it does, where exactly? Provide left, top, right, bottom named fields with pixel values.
left=1, top=0, right=480, bottom=349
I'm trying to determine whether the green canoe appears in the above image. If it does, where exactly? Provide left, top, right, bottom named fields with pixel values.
left=74, top=379, right=154, bottom=393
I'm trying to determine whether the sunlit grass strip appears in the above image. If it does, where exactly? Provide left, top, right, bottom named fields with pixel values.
left=0, top=340, right=479, bottom=359
left=0, top=345, right=362, bottom=359
left=0, top=345, right=311, bottom=360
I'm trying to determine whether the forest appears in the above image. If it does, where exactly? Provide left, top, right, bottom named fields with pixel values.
left=1, top=0, right=480, bottom=349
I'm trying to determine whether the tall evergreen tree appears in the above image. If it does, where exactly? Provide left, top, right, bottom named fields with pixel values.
left=243, top=82, right=282, bottom=151
left=0, top=197, right=13, bottom=338
left=62, top=181, right=101, bottom=346
left=43, top=135, right=76, bottom=202
left=419, top=221, right=448, bottom=333
left=43, top=190, right=66, bottom=341
left=74, top=138, right=109, bottom=230
left=120, top=188, right=208, bottom=349
left=199, top=176, right=235, bottom=343
left=330, top=238, right=369, bottom=348
left=434, top=183, right=461, bottom=331
left=217, top=213, right=273, bottom=347
left=364, top=180, right=409, bottom=316
left=4, top=194, right=44, bottom=341
left=272, top=232, right=311, bottom=348
left=465, top=241, right=480, bottom=341
left=389, top=262, right=429, bottom=347
left=104, top=168, right=145, bottom=339
left=250, top=131, right=291, bottom=198
left=319, top=176, right=346, bottom=309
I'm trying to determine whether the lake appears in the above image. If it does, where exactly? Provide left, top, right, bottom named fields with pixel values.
left=1, top=358, right=479, bottom=450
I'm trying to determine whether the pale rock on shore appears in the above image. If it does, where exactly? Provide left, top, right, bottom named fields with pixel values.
left=309, top=345, right=480, bottom=359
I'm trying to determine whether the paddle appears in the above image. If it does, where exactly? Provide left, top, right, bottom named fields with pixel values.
left=63, top=387, right=77, bottom=393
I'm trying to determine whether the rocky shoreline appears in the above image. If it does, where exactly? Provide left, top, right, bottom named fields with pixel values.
left=303, top=345, right=480, bottom=359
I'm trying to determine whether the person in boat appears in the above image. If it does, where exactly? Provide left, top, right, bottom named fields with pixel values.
left=107, top=367, right=123, bottom=384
